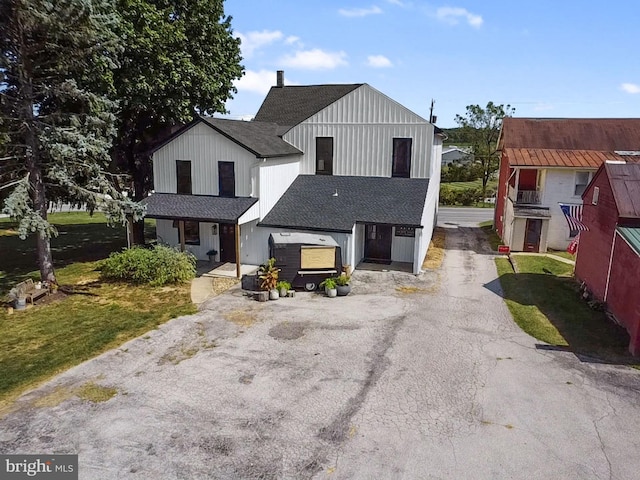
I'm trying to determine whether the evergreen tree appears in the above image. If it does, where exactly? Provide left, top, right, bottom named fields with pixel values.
left=113, top=0, right=244, bottom=243
left=0, top=0, right=139, bottom=283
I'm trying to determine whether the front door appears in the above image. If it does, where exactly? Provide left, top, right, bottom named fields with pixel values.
left=364, top=224, right=392, bottom=263
left=219, top=223, right=236, bottom=262
left=524, top=219, right=542, bottom=252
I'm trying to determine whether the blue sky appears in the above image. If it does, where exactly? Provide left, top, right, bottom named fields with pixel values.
left=223, top=0, right=640, bottom=128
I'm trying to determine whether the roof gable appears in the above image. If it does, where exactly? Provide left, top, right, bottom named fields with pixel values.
left=605, top=162, right=640, bottom=219
left=151, top=117, right=301, bottom=158
left=253, top=84, right=363, bottom=127
left=500, top=118, right=640, bottom=151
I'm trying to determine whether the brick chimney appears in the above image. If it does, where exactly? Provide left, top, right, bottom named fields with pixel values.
left=276, top=70, right=284, bottom=88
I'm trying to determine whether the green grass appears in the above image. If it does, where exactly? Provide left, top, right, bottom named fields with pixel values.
left=496, top=257, right=636, bottom=365
left=441, top=179, right=498, bottom=192
left=0, top=213, right=194, bottom=407
left=480, top=222, right=502, bottom=251
left=547, top=249, right=576, bottom=261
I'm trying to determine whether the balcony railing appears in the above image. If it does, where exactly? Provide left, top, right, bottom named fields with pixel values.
left=508, top=185, right=541, bottom=205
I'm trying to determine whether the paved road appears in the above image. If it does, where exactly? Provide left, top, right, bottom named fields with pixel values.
left=1, top=227, right=639, bottom=479
left=438, top=206, right=495, bottom=227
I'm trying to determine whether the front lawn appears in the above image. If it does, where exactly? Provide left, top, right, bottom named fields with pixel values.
left=495, top=255, right=636, bottom=365
left=0, top=213, right=196, bottom=408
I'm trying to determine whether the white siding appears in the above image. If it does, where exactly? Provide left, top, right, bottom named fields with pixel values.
left=283, top=85, right=434, bottom=178
left=156, top=218, right=218, bottom=261
left=541, top=168, right=596, bottom=250
left=258, top=157, right=300, bottom=219
left=354, top=224, right=365, bottom=268
left=152, top=122, right=256, bottom=196
left=240, top=220, right=351, bottom=267
left=391, top=229, right=415, bottom=263
left=411, top=174, right=439, bottom=274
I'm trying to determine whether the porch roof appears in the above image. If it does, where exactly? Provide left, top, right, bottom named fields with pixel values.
left=513, top=206, right=552, bottom=218
left=504, top=148, right=626, bottom=168
left=260, top=175, right=429, bottom=233
left=141, top=193, right=258, bottom=223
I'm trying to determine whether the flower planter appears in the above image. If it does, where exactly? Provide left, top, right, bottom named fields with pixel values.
left=336, top=284, right=351, bottom=296
left=269, top=289, right=280, bottom=300
left=325, top=287, right=337, bottom=298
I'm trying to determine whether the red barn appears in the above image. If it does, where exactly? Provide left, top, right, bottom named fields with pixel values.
left=575, top=161, right=640, bottom=355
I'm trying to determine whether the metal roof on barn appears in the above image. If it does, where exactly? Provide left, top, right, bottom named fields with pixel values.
left=605, top=162, right=640, bottom=219
left=617, top=226, right=640, bottom=255
left=260, top=175, right=429, bottom=233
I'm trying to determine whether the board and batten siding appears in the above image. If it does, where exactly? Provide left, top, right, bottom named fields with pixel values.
left=153, top=122, right=255, bottom=196
left=257, top=157, right=300, bottom=219
left=283, top=84, right=434, bottom=178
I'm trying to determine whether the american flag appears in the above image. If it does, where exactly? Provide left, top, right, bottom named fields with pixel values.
left=559, top=203, right=589, bottom=232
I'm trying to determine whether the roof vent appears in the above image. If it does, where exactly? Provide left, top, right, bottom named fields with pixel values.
left=276, top=70, right=284, bottom=88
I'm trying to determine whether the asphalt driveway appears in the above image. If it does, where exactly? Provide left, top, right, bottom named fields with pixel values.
left=1, top=226, right=640, bottom=479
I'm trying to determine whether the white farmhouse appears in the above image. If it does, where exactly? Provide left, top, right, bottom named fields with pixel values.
left=143, top=71, right=443, bottom=276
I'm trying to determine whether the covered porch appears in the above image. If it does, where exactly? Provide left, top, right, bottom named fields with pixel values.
left=141, top=193, right=259, bottom=278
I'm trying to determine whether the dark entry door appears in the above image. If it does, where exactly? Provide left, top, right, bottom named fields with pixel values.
left=524, top=219, right=542, bottom=252
left=364, top=224, right=392, bottom=263
left=219, top=223, right=236, bottom=262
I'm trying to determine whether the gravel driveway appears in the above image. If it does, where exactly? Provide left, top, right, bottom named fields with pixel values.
left=1, top=226, right=639, bottom=479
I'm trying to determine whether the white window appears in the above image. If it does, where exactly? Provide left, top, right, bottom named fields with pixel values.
left=592, top=186, right=600, bottom=205
left=574, top=171, right=592, bottom=196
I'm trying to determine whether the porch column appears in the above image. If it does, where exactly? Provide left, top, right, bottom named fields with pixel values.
left=235, top=223, right=241, bottom=279
left=178, top=220, right=185, bottom=252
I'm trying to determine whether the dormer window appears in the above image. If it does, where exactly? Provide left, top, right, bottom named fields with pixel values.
left=392, top=138, right=412, bottom=178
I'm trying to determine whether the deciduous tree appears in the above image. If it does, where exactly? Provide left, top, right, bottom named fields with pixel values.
left=455, top=102, right=515, bottom=199
left=113, top=0, right=244, bottom=243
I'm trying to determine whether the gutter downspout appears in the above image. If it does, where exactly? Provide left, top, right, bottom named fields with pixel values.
left=603, top=227, right=618, bottom=302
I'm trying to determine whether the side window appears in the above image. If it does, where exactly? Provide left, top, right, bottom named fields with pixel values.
left=218, top=161, right=235, bottom=197
left=392, top=138, right=412, bottom=178
left=316, top=137, right=333, bottom=175
left=574, top=171, right=591, bottom=196
left=184, top=221, right=200, bottom=245
left=176, top=160, right=192, bottom=195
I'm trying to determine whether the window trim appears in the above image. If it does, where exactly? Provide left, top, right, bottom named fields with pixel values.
left=176, top=160, right=192, bottom=195
left=316, top=137, right=334, bottom=175
left=392, top=138, right=412, bottom=178
left=183, top=221, right=200, bottom=245
left=574, top=171, right=591, bottom=197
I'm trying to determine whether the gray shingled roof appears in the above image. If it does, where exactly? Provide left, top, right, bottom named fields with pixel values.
left=200, top=117, right=302, bottom=157
left=260, top=175, right=429, bottom=233
left=253, top=85, right=363, bottom=128
left=150, top=117, right=301, bottom=158
left=142, top=193, right=258, bottom=222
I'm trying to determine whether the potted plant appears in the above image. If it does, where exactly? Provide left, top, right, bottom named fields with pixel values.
left=206, top=249, right=218, bottom=263
left=258, top=258, right=280, bottom=300
left=336, top=274, right=351, bottom=296
left=320, top=277, right=338, bottom=298
left=276, top=280, right=291, bottom=298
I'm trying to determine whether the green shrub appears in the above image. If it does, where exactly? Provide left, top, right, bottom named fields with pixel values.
left=100, top=245, right=196, bottom=286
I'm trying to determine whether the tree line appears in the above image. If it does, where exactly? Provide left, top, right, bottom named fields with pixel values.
left=0, top=0, right=244, bottom=284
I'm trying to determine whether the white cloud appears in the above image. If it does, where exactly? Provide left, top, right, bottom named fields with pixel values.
left=235, top=69, right=280, bottom=95
left=386, top=0, right=408, bottom=6
left=237, top=30, right=283, bottom=57
left=621, top=83, right=640, bottom=94
left=280, top=49, right=348, bottom=70
left=338, top=5, right=383, bottom=17
left=367, top=55, right=393, bottom=68
left=285, top=36, right=301, bottom=45
left=435, top=7, right=483, bottom=28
